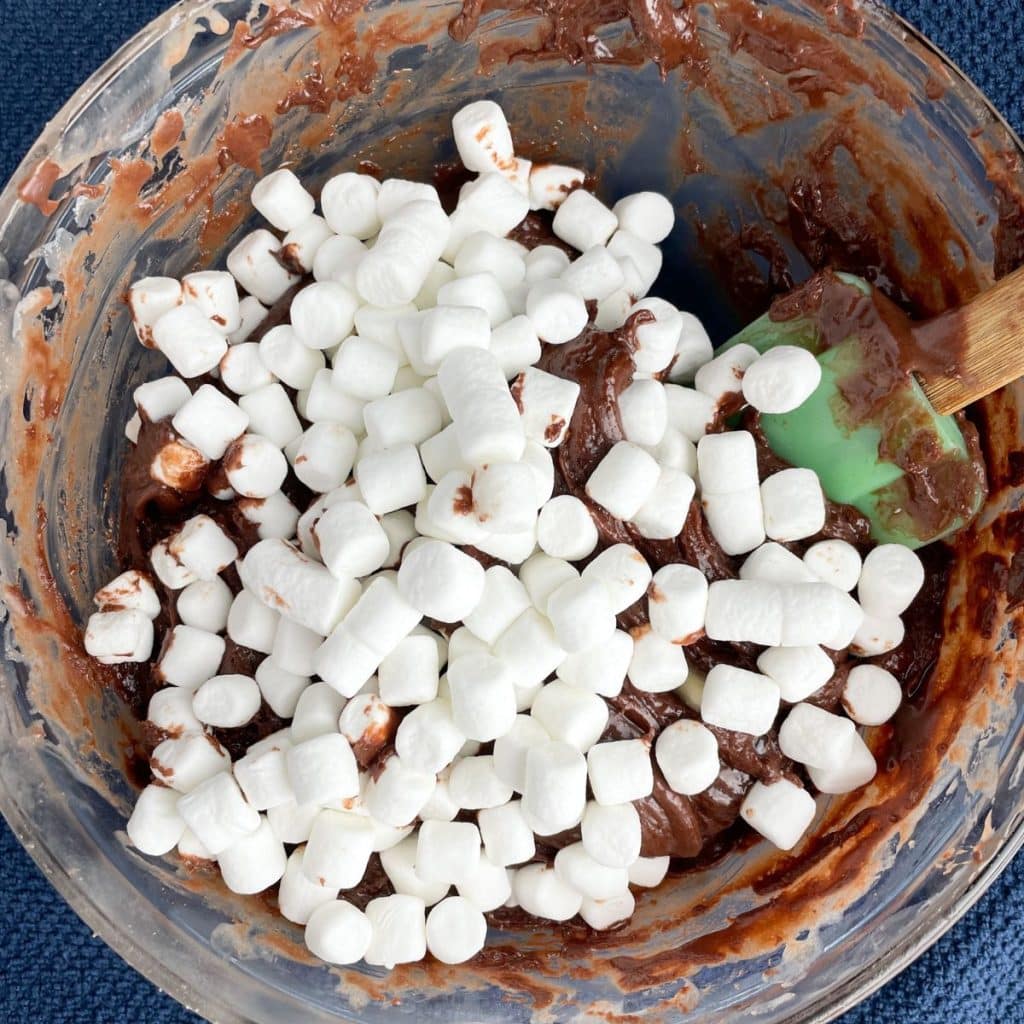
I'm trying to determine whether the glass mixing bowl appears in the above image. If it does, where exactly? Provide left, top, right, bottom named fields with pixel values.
left=0, top=2, right=1022, bottom=1021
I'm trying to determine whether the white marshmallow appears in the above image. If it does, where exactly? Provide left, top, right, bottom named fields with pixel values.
left=217, top=816, right=287, bottom=895
left=397, top=538, right=484, bottom=622
left=780, top=582, right=864, bottom=648
left=174, top=825, right=215, bottom=860
left=740, top=778, right=816, bottom=850
left=364, top=894, right=428, bottom=968
left=612, top=192, right=674, bottom=244
left=238, top=383, right=303, bottom=448
left=696, top=429, right=760, bottom=495
left=648, top=564, right=708, bottom=644
left=531, top=679, right=609, bottom=752
left=449, top=755, right=513, bottom=810
left=582, top=544, right=652, bottom=614
left=94, top=570, right=160, bottom=619
left=608, top=230, right=663, bottom=296
left=513, top=863, right=582, bottom=921
left=851, top=612, right=905, bottom=656
left=234, top=742, right=294, bottom=811
left=416, top=305, right=491, bottom=372
left=355, top=443, right=428, bottom=515
left=666, top=312, right=714, bottom=381
left=425, top=896, right=488, bottom=965
left=514, top=366, right=580, bottom=449
left=279, top=847, right=340, bottom=925
left=694, top=343, right=759, bottom=402
left=353, top=303, right=418, bottom=356
left=522, top=740, right=586, bottom=835
left=632, top=466, right=695, bottom=540
left=288, top=281, right=359, bottom=351
left=628, top=627, right=688, bottom=693
left=419, top=425, right=470, bottom=484
left=561, top=245, right=626, bottom=301
left=704, top=579, right=784, bottom=646
left=303, top=808, right=375, bottom=889
left=376, top=633, right=439, bottom=707
left=380, top=509, right=417, bottom=569
left=740, top=542, right=817, bottom=585
left=341, top=575, right=422, bottom=659
left=251, top=168, right=314, bottom=231
left=149, top=538, right=199, bottom=590
left=663, top=384, right=717, bottom=443
left=239, top=538, right=360, bottom=636
left=536, top=495, right=598, bottom=561
left=586, top=441, right=660, bottom=520
left=364, top=755, right=436, bottom=826
left=227, top=229, right=301, bottom=305
left=779, top=702, right=856, bottom=770
left=286, top=733, right=359, bottom=811
left=127, top=784, right=186, bottom=856
left=492, top=714, right=550, bottom=794
left=395, top=698, right=465, bottom=775
left=436, top=271, right=511, bottom=328
left=379, top=836, right=450, bottom=905
left=807, top=732, right=878, bottom=794
left=313, top=500, right=388, bottom=579
left=618, top=378, right=668, bottom=448
left=756, top=645, right=835, bottom=703
left=455, top=232, right=526, bottom=289
left=553, top=189, right=618, bottom=251
left=416, top=819, right=481, bottom=887
left=489, top=315, right=542, bottom=380
left=525, top=279, right=588, bottom=344
left=271, top=617, right=321, bottom=676
left=177, top=771, right=260, bottom=855
left=267, top=799, right=319, bottom=844
left=528, top=163, right=585, bottom=212
left=471, top=461, right=539, bottom=534
left=227, top=589, right=279, bottom=654
left=303, top=899, right=373, bottom=965
left=454, top=852, right=510, bottom=914
left=182, top=270, right=241, bottom=334
left=412, top=262, right=457, bottom=312
left=376, top=179, right=442, bottom=221
left=167, top=514, right=238, bottom=581
left=337, top=693, right=396, bottom=762
left=150, top=733, right=230, bottom=793
left=420, top=472, right=487, bottom=544
left=524, top=246, right=570, bottom=286
left=595, top=288, right=633, bottom=330
left=240, top=491, right=306, bottom=542
left=803, top=539, right=862, bottom=592
left=473, top=522, right=539, bottom=566
left=858, top=544, right=925, bottom=618
left=330, top=333, right=399, bottom=403
left=463, top=566, right=531, bottom=645
left=554, top=842, right=629, bottom=900
left=580, top=891, right=636, bottom=930
left=133, top=376, right=191, bottom=423
left=556, top=630, right=634, bottom=699
left=222, top=434, right=288, bottom=499
left=452, top=100, right=515, bottom=173
left=843, top=664, right=902, bottom=725
left=129, top=277, right=183, bottom=346
left=192, top=674, right=260, bottom=728
left=171, top=385, right=248, bottom=461
left=546, top=577, right=616, bottom=653
left=281, top=214, right=333, bottom=273
left=445, top=174, right=529, bottom=259
left=364, top=388, right=443, bottom=449
left=628, top=298, right=681, bottom=374
left=290, top=683, right=347, bottom=742
left=448, top=653, right=517, bottom=742
left=679, top=669, right=706, bottom=714
left=147, top=686, right=203, bottom=736
left=259, top=324, right=325, bottom=391
left=151, top=303, right=229, bottom=378
left=477, top=800, right=535, bottom=867
left=701, top=664, right=781, bottom=736
left=587, top=739, right=654, bottom=806
left=320, top=172, right=381, bottom=239
left=357, top=199, right=451, bottom=306
left=761, top=468, right=826, bottom=542
left=504, top=157, right=532, bottom=198
left=628, top=855, right=670, bottom=888
left=581, top=801, right=642, bottom=869
left=229, top=296, right=270, bottom=345
left=493, top=607, right=567, bottom=695
left=220, top=343, right=276, bottom=396
left=155, top=624, right=225, bottom=688
left=742, top=345, right=822, bottom=414
left=313, top=234, right=368, bottom=289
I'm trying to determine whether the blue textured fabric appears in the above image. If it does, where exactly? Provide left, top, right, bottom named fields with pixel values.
left=0, top=2, right=1022, bottom=1022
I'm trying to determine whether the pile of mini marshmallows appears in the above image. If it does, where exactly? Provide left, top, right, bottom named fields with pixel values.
left=85, top=101, right=924, bottom=969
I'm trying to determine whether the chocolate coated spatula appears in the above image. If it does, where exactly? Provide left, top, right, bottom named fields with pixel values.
left=723, top=268, right=1024, bottom=548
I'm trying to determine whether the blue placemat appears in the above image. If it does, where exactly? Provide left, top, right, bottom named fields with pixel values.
left=1, top=2, right=1022, bottom=1021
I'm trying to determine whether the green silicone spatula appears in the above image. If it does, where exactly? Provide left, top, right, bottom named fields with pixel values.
left=722, top=269, right=1024, bottom=548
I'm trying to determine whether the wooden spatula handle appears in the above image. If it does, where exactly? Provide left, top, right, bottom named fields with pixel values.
left=915, top=264, right=1024, bottom=415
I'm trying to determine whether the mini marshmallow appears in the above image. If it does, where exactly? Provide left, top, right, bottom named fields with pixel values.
left=398, top=538, right=485, bottom=622
left=313, top=626, right=380, bottom=699
left=663, top=385, right=717, bottom=443
left=586, top=441, right=661, bottom=520
left=858, top=544, right=925, bottom=618
left=704, top=579, right=784, bottom=646
left=416, top=305, right=491, bottom=373
left=308, top=370, right=369, bottom=431
left=632, top=467, right=696, bottom=541
left=147, top=686, right=203, bottom=736
left=587, top=739, right=654, bottom=806
left=493, top=607, right=567, bottom=695
left=546, top=578, right=616, bottom=653
left=355, top=303, right=420, bottom=354
left=492, top=714, right=550, bottom=794
left=612, top=192, right=674, bottom=244
left=452, top=100, right=515, bottom=173
left=379, top=836, right=451, bottom=905
left=456, top=851, right=513, bottom=910
left=851, top=612, right=905, bottom=656
left=151, top=303, right=228, bottom=378
left=337, top=693, right=398, bottom=767
left=229, top=296, right=270, bottom=345
left=761, top=468, right=826, bottom=542
left=514, top=365, right=581, bottom=448
left=364, top=388, right=443, bottom=448
left=313, top=500, right=389, bottom=579
left=287, top=733, right=360, bottom=807
left=394, top=698, right=465, bottom=776
left=436, top=272, right=511, bottom=328
left=234, top=740, right=294, bottom=812
left=149, top=538, right=199, bottom=590
left=701, top=664, right=781, bottom=736
left=133, top=376, right=191, bottom=422
left=364, top=755, right=436, bottom=827
left=561, top=245, right=626, bottom=301
left=803, top=539, right=862, bottom=592
left=696, top=429, right=760, bottom=487
left=648, top=564, right=708, bottom=645
left=693, top=343, right=759, bottom=402
left=531, top=679, right=609, bottom=752
left=266, top=799, right=319, bottom=845
left=227, top=229, right=301, bottom=305
left=448, top=653, right=517, bottom=742
left=320, top=171, right=381, bottom=239
left=227, top=589, right=279, bottom=654
left=523, top=740, right=587, bottom=835
left=449, top=755, right=514, bottom=810
left=129, top=277, right=182, bottom=346
left=609, top=230, right=663, bottom=296
left=150, top=733, right=230, bottom=793
left=217, top=816, right=287, bottom=895
left=581, top=801, right=642, bottom=869
left=220, top=343, right=275, bottom=396
left=355, top=443, right=428, bottom=515
left=421, top=472, right=487, bottom=544
left=340, top=575, right=422, bottom=660
left=251, top=168, right=315, bottom=231
left=756, top=645, right=835, bottom=703
left=779, top=702, right=856, bottom=771
left=843, top=664, right=902, bottom=725
left=477, top=800, right=535, bottom=867
left=95, top=569, right=160, bottom=619
left=628, top=855, right=670, bottom=888
left=419, top=767, right=461, bottom=823
left=239, top=383, right=303, bottom=448
left=380, top=509, right=417, bottom=568
left=742, top=345, right=822, bottom=413
left=271, top=618, right=321, bottom=676
left=595, top=288, right=633, bottom=330
left=279, top=848, right=340, bottom=926
left=473, top=522, right=539, bottom=567
left=740, top=778, right=816, bottom=851
left=553, top=189, right=618, bottom=251
left=172, top=385, right=248, bottom=460
left=740, top=542, right=817, bottom=585
left=678, top=668, right=706, bottom=714
left=807, top=732, right=878, bottom=794
left=780, top=582, right=864, bottom=648
left=463, top=566, right=531, bottom=645
left=240, top=538, right=361, bottom=636
left=618, top=378, right=668, bottom=447
left=582, top=544, right=653, bottom=613
left=357, top=199, right=451, bottom=306
left=127, top=784, right=186, bottom=856
left=489, top=315, right=542, bottom=381
left=304, top=899, right=374, bottom=965
left=628, top=627, right=689, bottom=693
left=192, top=674, right=261, bottom=728
left=182, top=270, right=240, bottom=334
left=445, top=174, right=529, bottom=259
left=580, top=891, right=636, bottom=931
left=455, top=232, right=526, bottom=289
left=303, top=809, right=375, bottom=890
left=514, top=863, right=583, bottom=921
left=525, top=279, right=588, bottom=344
left=177, top=771, right=260, bottom=855
left=289, top=281, right=359, bottom=352
left=419, top=425, right=470, bottom=485
left=629, top=298, right=683, bottom=374
left=504, top=157, right=532, bottom=197
left=535, top=495, right=598, bottom=562
left=412, top=262, right=456, bottom=312
left=175, top=824, right=216, bottom=859
left=425, top=896, right=487, bottom=965
left=281, top=214, right=333, bottom=273
left=313, top=235, right=368, bottom=290
left=471, top=461, right=539, bottom=534
left=528, top=163, right=585, bottom=212
left=155, top=624, right=225, bottom=689
left=239, top=491, right=305, bottom=541
left=556, top=629, right=634, bottom=699
left=377, top=178, right=441, bottom=221
left=222, top=434, right=288, bottom=500
left=290, top=683, right=347, bottom=743
left=167, top=514, right=238, bottom=580
left=259, top=324, right=325, bottom=390
left=416, top=819, right=481, bottom=886
left=554, top=842, right=629, bottom=900
left=364, top=894, right=428, bottom=968
left=375, top=634, right=439, bottom=708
